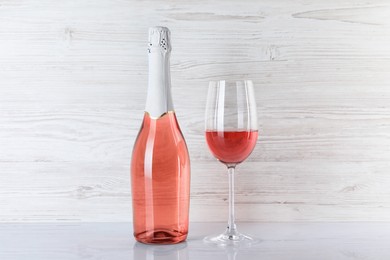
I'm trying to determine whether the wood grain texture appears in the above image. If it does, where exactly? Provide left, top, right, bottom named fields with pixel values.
left=1, top=0, right=390, bottom=222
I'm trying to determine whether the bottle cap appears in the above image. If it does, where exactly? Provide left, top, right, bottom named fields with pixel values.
left=148, top=26, right=171, bottom=53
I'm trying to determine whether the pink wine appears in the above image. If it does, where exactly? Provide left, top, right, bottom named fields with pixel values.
left=131, top=112, right=190, bottom=244
left=131, top=27, right=190, bottom=244
left=205, top=130, right=258, bottom=164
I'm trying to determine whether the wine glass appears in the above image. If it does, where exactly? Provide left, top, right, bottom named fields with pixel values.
left=204, top=80, right=258, bottom=246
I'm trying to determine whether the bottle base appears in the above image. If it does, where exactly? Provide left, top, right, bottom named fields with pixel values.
left=135, top=229, right=187, bottom=244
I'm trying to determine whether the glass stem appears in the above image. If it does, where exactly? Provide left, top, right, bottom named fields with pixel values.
left=227, top=166, right=237, bottom=236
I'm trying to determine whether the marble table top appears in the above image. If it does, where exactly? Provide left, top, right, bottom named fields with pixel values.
left=1, top=222, right=389, bottom=260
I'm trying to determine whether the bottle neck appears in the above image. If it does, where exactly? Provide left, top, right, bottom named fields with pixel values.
left=145, top=50, right=174, bottom=118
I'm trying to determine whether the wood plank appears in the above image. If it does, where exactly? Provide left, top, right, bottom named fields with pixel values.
left=0, top=0, right=390, bottom=221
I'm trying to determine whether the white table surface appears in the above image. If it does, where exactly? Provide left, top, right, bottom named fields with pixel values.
left=1, top=222, right=390, bottom=260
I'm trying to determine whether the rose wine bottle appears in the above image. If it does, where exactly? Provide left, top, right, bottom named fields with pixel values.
left=131, top=27, right=190, bottom=244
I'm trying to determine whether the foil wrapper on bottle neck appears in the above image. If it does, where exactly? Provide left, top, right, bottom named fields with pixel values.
left=148, top=26, right=171, bottom=53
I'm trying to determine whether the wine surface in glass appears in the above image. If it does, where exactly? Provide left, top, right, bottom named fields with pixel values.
left=205, top=130, right=258, bottom=164
left=131, top=112, right=190, bottom=244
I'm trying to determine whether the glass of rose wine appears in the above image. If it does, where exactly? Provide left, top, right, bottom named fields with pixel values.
left=204, top=80, right=258, bottom=246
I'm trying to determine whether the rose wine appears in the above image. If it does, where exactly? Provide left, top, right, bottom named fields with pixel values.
left=132, top=112, right=190, bottom=244
left=205, top=130, right=258, bottom=164
left=131, top=27, right=190, bottom=244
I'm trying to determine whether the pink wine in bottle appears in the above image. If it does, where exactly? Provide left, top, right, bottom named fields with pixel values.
left=131, top=27, right=190, bottom=244
left=205, top=130, right=258, bottom=164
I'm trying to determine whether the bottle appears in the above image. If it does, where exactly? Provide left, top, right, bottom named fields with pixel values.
left=131, top=26, right=190, bottom=244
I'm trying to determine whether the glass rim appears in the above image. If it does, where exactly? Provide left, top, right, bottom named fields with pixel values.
left=209, top=79, right=253, bottom=84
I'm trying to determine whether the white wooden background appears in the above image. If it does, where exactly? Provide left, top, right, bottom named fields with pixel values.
left=1, top=0, right=390, bottom=222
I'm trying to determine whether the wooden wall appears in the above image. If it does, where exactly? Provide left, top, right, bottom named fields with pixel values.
left=1, top=0, right=390, bottom=222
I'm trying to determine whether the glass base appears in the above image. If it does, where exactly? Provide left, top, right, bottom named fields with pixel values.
left=204, top=229, right=259, bottom=247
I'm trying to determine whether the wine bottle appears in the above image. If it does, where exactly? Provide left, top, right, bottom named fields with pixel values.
left=131, top=27, right=190, bottom=244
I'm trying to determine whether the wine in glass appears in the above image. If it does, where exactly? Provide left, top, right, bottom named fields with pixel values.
left=204, top=80, right=258, bottom=246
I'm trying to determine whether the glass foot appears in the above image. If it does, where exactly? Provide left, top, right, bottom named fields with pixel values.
left=204, top=229, right=259, bottom=247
